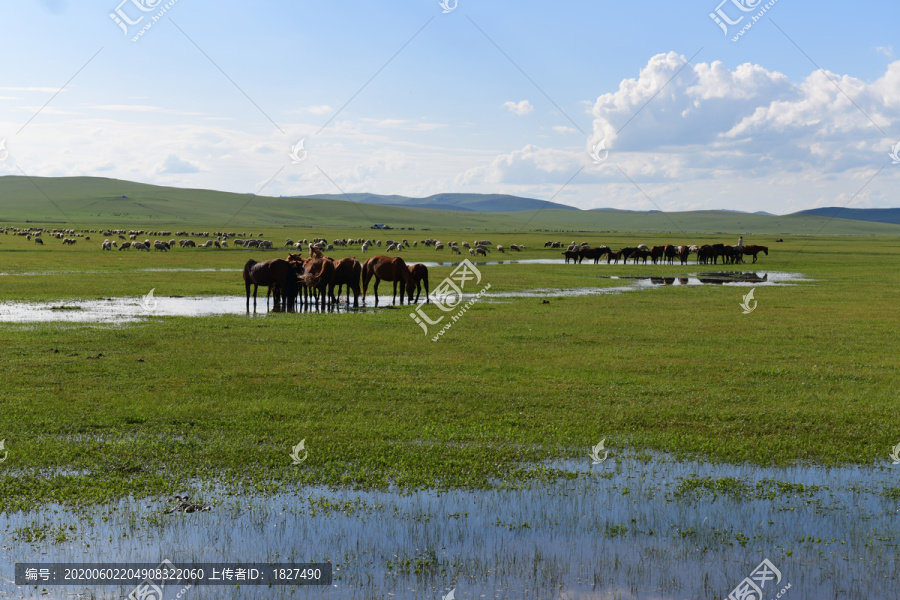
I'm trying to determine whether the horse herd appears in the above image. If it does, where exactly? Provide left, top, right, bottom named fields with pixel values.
left=242, top=249, right=431, bottom=313
left=562, top=243, right=769, bottom=265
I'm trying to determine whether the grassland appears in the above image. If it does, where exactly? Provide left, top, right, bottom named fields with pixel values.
left=0, top=220, right=898, bottom=514
left=3, top=175, right=900, bottom=235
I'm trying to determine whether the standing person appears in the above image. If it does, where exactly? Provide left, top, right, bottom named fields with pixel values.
left=737, top=236, right=743, bottom=247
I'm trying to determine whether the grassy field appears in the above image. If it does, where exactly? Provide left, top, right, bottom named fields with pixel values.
left=1, top=223, right=898, bottom=514
left=3, top=175, right=900, bottom=234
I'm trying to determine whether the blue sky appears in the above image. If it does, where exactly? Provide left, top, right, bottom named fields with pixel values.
left=1, top=0, right=898, bottom=214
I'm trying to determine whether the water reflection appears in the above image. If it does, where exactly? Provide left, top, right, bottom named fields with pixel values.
left=1, top=450, right=894, bottom=599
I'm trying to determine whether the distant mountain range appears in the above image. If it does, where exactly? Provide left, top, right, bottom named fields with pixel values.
left=0, top=176, right=896, bottom=234
left=308, top=193, right=900, bottom=225
left=304, top=193, right=577, bottom=212
left=793, top=207, right=900, bottom=225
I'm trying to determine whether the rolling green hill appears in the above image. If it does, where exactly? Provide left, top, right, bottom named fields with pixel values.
left=1, top=175, right=899, bottom=235
left=305, top=192, right=578, bottom=212
left=794, top=207, right=900, bottom=225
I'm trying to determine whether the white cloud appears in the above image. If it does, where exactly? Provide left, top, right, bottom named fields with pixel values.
left=306, top=105, right=332, bottom=115
left=90, top=105, right=163, bottom=112
left=590, top=52, right=900, bottom=175
left=0, top=87, right=66, bottom=93
left=876, top=46, right=894, bottom=58
left=552, top=126, right=577, bottom=134
left=503, top=100, right=533, bottom=116
left=156, top=154, right=201, bottom=175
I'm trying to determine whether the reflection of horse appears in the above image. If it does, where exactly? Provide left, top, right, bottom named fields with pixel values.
left=362, top=256, right=414, bottom=306
left=243, top=259, right=297, bottom=312
left=407, top=263, right=430, bottom=304
left=330, top=257, right=362, bottom=307
left=741, top=245, right=769, bottom=263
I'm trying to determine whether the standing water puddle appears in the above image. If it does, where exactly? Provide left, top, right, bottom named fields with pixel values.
left=0, top=450, right=894, bottom=599
left=0, top=273, right=807, bottom=322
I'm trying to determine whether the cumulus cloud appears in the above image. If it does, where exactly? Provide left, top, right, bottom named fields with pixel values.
left=589, top=52, right=900, bottom=174
left=503, top=100, right=533, bottom=116
left=457, top=145, right=579, bottom=186
left=453, top=53, right=900, bottom=211
left=156, top=154, right=200, bottom=174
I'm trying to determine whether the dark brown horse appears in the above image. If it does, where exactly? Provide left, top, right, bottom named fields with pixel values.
left=406, top=263, right=430, bottom=304
left=243, top=259, right=297, bottom=312
left=630, top=249, right=651, bottom=264
left=741, top=245, right=768, bottom=263
left=608, top=247, right=637, bottom=264
left=330, top=257, right=362, bottom=307
left=663, top=244, right=678, bottom=265
left=578, top=246, right=611, bottom=264
left=362, top=256, right=414, bottom=306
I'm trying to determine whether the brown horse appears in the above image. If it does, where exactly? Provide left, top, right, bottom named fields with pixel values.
left=243, top=259, right=297, bottom=312
left=741, top=245, right=768, bottom=263
left=362, top=256, right=414, bottom=306
left=406, top=263, right=430, bottom=304
left=577, top=247, right=610, bottom=264
left=330, top=257, right=362, bottom=307
left=303, top=257, right=336, bottom=309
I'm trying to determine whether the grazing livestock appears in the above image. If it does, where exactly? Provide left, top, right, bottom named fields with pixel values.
left=497, top=245, right=504, bottom=253
left=243, top=258, right=298, bottom=312
left=741, top=245, right=768, bottom=263
left=475, top=247, right=487, bottom=257
left=406, top=263, right=430, bottom=304
left=132, top=242, right=150, bottom=252
left=578, top=246, right=610, bottom=264
left=663, top=245, right=678, bottom=265
left=609, top=248, right=637, bottom=264
left=563, top=250, right=579, bottom=264
left=362, top=256, right=414, bottom=306
left=697, top=245, right=713, bottom=264
left=154, top=241, right=168, bottom=252
left=451, top=245, right=461, bottom=254
left=118, top=242, right=132, bottom=250
left=102, top=239, right=112, bottom=251
left=302, top=257, right=336, bottom=309
left=329, top=257, right=362, bottom=307
left=35, top=237, right=43, bottom=245
left=630, top=249, right=652, bottom=264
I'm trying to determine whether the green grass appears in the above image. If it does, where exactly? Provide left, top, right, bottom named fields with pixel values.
left=0, top=222, right=898, bottom=512
left=2, top=175, right=900, bottom=234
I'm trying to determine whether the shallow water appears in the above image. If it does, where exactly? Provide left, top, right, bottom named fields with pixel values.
left=0, top=272, right=806, bottom=323
left=1, top=450, right=896, bottom=599
left=0, top=296, right=375, bottom=323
